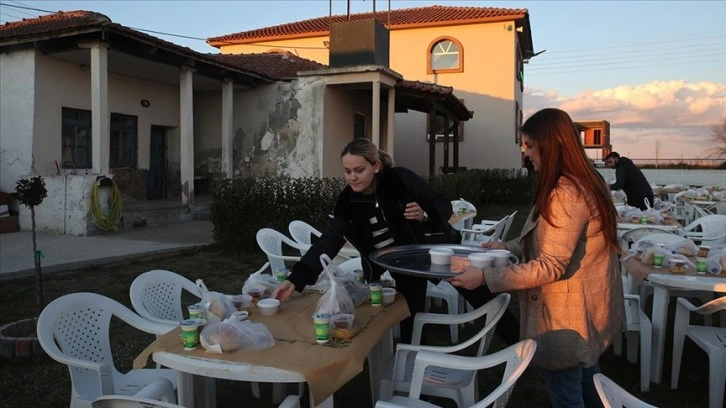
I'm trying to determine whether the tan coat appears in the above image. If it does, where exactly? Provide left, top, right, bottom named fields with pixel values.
left=484, top=178, right=625, bottom=370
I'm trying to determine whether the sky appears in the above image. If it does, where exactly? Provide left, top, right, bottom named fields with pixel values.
left=1, top=0, right=725, bottom=159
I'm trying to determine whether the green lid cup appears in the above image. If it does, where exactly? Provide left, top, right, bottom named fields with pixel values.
left=313, top=313, right=332, bottom=344
left=369, top=282, right=383, bottom=307
left=180, top=319, right=199, bottom=350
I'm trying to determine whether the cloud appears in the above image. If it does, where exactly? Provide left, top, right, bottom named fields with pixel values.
left=524, top=80, right=726, bottom=158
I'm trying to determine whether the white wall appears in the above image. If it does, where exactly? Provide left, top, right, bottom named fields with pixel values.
left=0, top=50, right=35, bottom=194
left=195, top=79, right=327, bottom=179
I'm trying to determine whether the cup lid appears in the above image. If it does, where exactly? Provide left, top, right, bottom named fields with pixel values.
left=469, top=252, right=494, bottom=260
left=429, top=247, right=454, bottom=255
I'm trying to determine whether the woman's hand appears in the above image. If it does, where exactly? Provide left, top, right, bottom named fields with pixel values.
left=404, top=201, right=426, bottom=221
left=271, top=280, right=295, bottom=302
left=482, top=241, right=506, bottom=249
left=448, top=266, right=486, bottom=290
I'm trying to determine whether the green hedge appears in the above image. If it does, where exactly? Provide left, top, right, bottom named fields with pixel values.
left=210, top=170, right=532, bottom=250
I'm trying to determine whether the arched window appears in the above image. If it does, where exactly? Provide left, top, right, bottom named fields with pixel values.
left=427, top=37, right=464, bottom=74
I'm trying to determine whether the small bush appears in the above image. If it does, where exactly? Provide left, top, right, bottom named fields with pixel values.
left=210, top=177, right=346, bottom=250
left=211, top=171, right=533, bottom=249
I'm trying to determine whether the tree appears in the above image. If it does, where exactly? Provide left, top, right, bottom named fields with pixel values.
left=14, top=176, right=48, bottom=316
left=708, top=117, right=726, bottom=159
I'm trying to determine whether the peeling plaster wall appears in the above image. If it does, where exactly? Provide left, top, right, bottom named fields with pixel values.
left=195, top=78, right=326, bottom=179
left=17, top=175, right=95, bottom=235
left=0, top=50, right=35, bottom=194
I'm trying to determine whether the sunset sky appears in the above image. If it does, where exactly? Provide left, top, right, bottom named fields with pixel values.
left=3, top=0, right=724, bottom=159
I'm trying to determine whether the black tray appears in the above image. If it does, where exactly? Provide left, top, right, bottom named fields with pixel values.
left=369, top=244, right=506, bottom=279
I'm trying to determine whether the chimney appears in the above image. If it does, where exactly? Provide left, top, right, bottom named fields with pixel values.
left=329, top=18, right=390, bottom=68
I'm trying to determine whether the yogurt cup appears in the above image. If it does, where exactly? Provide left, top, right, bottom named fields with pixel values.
left=468, top=253, right=494, bottom=268
left=429, top=247, right=454, bottom=265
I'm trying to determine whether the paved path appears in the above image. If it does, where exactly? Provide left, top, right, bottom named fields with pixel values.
left=0, top=220, right=214, bottom=280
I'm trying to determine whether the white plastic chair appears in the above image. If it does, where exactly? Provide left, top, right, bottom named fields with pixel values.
left=375, top=339, right=536, bottom=408
left=93, top=390, right=301, bottom=408
left=677, top=214, right=726, bottom=245
left=37, top=292, right=178, bottom=408
left=612, top=277, right=652, bottom=393
left=288, top=220, right=322, bottom=253
left=379, top=293, right=511, bottom=406
left=592, top=373, right=658, bottom=408
left=671, top=296, right=726, bottom=408
left=92, top=378, right=179, bottom=407
left=619, top=227, right=674, bottom=255
left=501, top=210, right=518, bottom=241
left=424, top=280, right=464, bottom=343
left=460, top=216, right=507, bottom=245
left=129, top=269, right=202, bottom=327
left=256, top=227, right=310, bottom=273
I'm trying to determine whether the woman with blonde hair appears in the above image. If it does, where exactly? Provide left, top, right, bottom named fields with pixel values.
left=449, top=108, right=625, bottom=407
left=274, top=138, right=520, bottom=344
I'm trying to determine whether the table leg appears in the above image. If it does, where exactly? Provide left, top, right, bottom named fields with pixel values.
left=177, top=371, right=195, bottom=408
left=367, top=327, right=395, bottom=405
left=195, top=376, right=216, bottom=408
left=650, top=286, right=670, bottom=384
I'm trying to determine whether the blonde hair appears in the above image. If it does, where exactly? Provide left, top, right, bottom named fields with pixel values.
left=341, top=139, right=393, bottom=168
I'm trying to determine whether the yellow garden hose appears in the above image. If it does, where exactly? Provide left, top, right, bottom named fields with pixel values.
left=91, top=176, right=122, bottom=230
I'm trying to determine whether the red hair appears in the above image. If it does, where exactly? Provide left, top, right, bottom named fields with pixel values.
left=521, top=108, right=619, bottom=253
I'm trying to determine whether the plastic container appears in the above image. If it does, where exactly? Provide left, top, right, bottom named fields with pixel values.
left=429, top=247, right=454, bottom=265
left=256, top=298, right=280, bottom=316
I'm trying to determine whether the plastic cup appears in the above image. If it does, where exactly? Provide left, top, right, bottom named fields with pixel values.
left=653, top=252, right=665, bottom=268
left=180, top=319, right=199, bottom=350
left=429, top=247, right=454, bottom=265
left=382, top=288, right=397, bottom=305
left=275, top=268, right=289, bottom=283
left=696, top=257, right=707, bottom=274
left=468, top=253, right=494, bottom=269
left=354, top=269, right=366, bottom=284
left=313, top=313, right=332, bottom=344
left=187, top=303, right=206, bottom=320
left=697, top=245, right=711, bottom=258
left=369, top=282, right=383, bottom=307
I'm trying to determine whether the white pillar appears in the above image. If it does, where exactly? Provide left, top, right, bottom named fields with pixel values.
left=221, top=80, right=234, bottom=179
left=372, top=80, right=381, bottom=147
left=180, top=67, right=195, bottom=205
left=386, top=86, right=396, bottom=156
left=89, top=43, right=109, bottom=175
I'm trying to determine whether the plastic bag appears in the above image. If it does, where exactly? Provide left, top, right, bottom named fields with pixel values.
left=315, top=254, right=355, bottom=315
left=705, top=247, right=726, bottom=275
left=200, top=313, right=275, bottom=354
left=242, top=262, right=279, bottom=300
left=665, top=240, right=698, bottom=257
left=197, top=279, right=236, bottom=324
left=307, top=262, right=369, bottom=306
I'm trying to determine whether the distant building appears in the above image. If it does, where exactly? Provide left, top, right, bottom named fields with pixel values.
left=575, top=120, right=611, bottom=160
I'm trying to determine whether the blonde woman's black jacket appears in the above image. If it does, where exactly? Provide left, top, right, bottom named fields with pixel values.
left=287, top=166, right=459, bottom=292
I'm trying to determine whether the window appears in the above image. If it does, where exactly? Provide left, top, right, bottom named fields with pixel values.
left=594, top=129, right=602, bottom=145
left=61, top=107, right=92, bottom=169
left=515, top=102, right=522, bottom=144
left=110, top=113, right=137, bottom=168
left=427, top=37, right=464, bottom=74
left=354, top=112, right=366, bottom=139
left=426, top=114, right=464, bottom=142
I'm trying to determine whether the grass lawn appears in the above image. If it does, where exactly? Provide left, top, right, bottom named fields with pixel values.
left=0, top=204, right=714, bottom=407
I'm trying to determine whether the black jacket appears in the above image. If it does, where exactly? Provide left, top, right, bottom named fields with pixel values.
left=287, top=166, right=459, bottom=291
left=609, top=157, right=653, bottom=200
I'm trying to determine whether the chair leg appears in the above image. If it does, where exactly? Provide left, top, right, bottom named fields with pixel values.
left=445, top=297, right=458, bottom=344
left=626, top=331, right=639, bottom=364
left=613, top=333, right=623, bottom=356
left=707, top=351, right=725, bottom=408
left=670, top=309, right=689, bottom=389
left=639, top=321, right=652, bottom=392
left=251, top=382, right=261, bottom=399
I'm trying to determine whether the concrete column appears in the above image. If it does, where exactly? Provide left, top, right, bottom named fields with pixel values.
left=88, top=43, right=109, bottom=175
left=386, top=86, right=396, bottom=156
left=221, top=80, right=234, bottom=179
left=180, top=67, right=195, bottom=205
left=371, top=80, right=381, bottom=147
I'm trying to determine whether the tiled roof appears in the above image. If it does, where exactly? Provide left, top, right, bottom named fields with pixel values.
left=0, top=10, right=273, bottom=84
left=0, top=10, right=111, bottom=40
left=208, top=5, right=527, bottom=45
left=210, top=52, right=327, bottom=80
